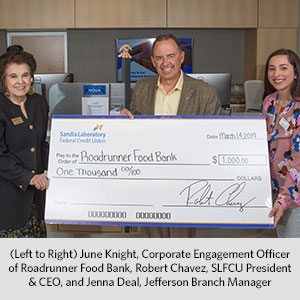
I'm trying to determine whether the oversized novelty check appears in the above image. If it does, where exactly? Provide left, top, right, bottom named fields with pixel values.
left=45, top=116, right=273, bottom=229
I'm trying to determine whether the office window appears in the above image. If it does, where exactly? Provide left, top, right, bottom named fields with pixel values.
left=7, top=32, right=67, bottom=73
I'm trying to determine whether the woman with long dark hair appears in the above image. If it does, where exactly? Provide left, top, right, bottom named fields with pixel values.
left=261, top=49, right=300, bottom=237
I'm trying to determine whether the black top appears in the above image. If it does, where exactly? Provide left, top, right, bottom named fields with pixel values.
left=0, top=93, right=49, bottom=229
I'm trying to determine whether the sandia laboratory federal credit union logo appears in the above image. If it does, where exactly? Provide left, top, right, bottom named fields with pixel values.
left=93, top=124, right=103, bottom=131
left=59, top=124, right=107, bottom=144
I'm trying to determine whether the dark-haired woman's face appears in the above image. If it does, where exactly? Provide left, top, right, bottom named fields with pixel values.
left=268, top=55, right=296, bottom=96
left=4, top=63, right=31, bottom=101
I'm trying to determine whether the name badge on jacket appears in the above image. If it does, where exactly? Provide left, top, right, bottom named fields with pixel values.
left=11, top=117, right=24, bottom=125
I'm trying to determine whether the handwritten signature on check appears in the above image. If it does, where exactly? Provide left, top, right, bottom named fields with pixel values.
left=179, top=180, right=255, bottom=212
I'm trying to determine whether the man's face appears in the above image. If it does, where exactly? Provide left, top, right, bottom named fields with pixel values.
left=151, top=39, right=185, bottom=83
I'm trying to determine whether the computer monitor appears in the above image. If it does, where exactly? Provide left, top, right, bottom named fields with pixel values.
left=33, top=73, right=74, bottom=103
left=110, top=83, right=136, bottom=114
left=117, top=38, right=192, bottom=81
left=186, top=73, right=232, bottom=108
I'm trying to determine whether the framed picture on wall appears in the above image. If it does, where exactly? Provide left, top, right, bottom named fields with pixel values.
left=116, top=38, right=193, bottom=82
left=7, top=32, right=68, bottom=73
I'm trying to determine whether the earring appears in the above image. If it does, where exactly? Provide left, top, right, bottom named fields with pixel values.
left=4, top=90, right=9, bottom=98
left=27, top=86, right=35, bottom=95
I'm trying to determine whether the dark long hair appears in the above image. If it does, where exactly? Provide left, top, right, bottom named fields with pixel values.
left=0, top=45, right=36, bottom=93
left=264, top=49, right=300, bottom=98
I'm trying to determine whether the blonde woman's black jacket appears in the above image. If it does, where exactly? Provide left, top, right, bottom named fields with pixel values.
left=0, top=93, right=49, bottom=229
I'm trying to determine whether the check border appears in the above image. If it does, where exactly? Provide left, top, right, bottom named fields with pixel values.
left=46, top=115, right=273, bottom=229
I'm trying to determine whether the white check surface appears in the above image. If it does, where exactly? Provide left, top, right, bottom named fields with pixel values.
left=45, top=116, right=273, bottom=228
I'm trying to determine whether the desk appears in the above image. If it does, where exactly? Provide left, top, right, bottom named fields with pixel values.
left=230, top=103, right=246, bottom=113
left=230, top=97, right=246, bottom=113
left=46, top=224, right=140, bottom=235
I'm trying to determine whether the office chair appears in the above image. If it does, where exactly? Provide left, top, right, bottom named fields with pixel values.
left=244, top=80, right=264, bottom=112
